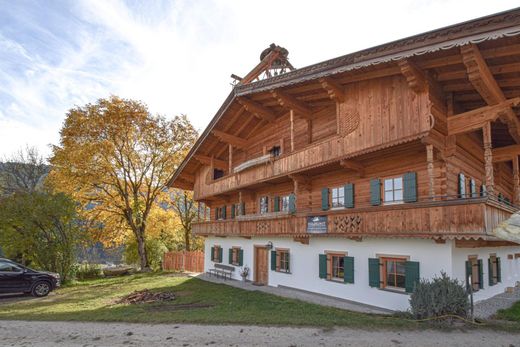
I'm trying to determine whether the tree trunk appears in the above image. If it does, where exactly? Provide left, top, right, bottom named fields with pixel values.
left=184, top=228, right=191, bottom=252
left=135, top=229, right=150, bottom=272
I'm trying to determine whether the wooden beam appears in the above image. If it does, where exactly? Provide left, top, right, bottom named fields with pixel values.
left=236, top=97, right=276, bottom=123
left=319, top=77, right=345, bottom=102
left=398, top=60, right=427, bottom=93
left=340, top=159, right=364, bottom=177
left=492, top=144, right=520, bottom=162
left=270, top=89, right=312, bottom=118
left=514, top=155, right=520, bottom=205
left=447, top=97, right=520, bottom=135
left=483, top=121, right=495, bottom=195
left=228, top=144, right=233, bottom=173
left=461, top=44, right=520, bottom=143
left=193, top=155, right=227, bottom=170
left=290, top=109, right=295, bottom=152
left=426, top=144, right=435, bottom=199
left=211, top=129, right=248, bottom=149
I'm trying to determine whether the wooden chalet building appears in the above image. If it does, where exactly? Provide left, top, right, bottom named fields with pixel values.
left=169, top=9, right=520, bottom=310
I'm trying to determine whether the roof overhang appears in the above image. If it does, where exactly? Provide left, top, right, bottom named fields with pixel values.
left=168, top=8, right=520, bottom=190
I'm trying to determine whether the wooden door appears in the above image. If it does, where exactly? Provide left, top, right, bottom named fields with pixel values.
left=254, top=246, right=268, bottom=285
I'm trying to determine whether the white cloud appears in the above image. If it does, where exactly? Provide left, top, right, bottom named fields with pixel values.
left=0, top=0, right=518, bottom=158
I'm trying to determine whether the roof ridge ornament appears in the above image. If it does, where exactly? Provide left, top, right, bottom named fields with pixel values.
left=231, top=43, right=295, bottom=86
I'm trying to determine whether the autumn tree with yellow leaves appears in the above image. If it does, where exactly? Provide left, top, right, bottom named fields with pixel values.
left=49, top=96, right=198, bottom=271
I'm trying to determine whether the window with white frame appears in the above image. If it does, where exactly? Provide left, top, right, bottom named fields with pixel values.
left=384, top=177, right=403, bottom=204
left=260, top=196, right=269, bottom=214
left=331, top=187, right=345, bottom=208
left=281, top=195, right=290, bottom=212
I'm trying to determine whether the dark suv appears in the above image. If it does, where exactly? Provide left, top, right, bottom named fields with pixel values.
left=0, top=258, right=60, bottom=297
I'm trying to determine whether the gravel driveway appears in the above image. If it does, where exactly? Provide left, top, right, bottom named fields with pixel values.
left=0, top=320, right=519, bottom=347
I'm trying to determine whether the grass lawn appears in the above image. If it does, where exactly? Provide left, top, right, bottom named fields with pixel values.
left=496, top=301, right=520, bottom=322
left=0, top=273, right=518, bottom=331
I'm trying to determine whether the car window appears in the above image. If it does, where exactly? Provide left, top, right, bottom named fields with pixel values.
left=0, top=261, right=22, bottom=272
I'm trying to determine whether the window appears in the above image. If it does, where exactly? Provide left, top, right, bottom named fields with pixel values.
left=260, top=196, right=269, bottom=214
left=330, top=254, right=345, bottom=281
left=331, top=187, right=345, bottom=208
left=384, top=177, right=403, bottom=204
left=281, top=195, right=290, bottom=212
left=230, top=247, right=241, bottom=266
left=270, top=146, right=281, bottom=157
left=213, top=168, right=224, bottom=180
left=216, top=206, right=226, bottom=220
left=276, top=249, right=290, bottom=273
left=0, top=261, right=22, bottom=272
left=458, top=173, right=466, bottom=198
left=382, top=257, right=406, bottom=290
left=466, top=256, right=482, bottom=292
left=211, top=246, right=222, bottom=263
left=320, top=253, right=354, bottom=284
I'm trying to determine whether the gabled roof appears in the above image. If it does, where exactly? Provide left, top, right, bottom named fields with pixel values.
left=168, top=7, right=520, bottom=189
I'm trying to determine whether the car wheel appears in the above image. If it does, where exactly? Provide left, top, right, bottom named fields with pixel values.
left=31, top=281, right=51, bottom=297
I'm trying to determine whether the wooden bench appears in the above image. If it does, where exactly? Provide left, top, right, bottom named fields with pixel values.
left=208, top=264, right=235, bottom=280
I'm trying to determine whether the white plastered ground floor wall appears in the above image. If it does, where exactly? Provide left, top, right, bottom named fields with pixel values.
left=204, top=236, right=520, bottom=311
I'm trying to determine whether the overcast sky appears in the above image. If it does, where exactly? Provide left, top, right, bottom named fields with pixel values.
left=0, top=0, right=518, bottom=159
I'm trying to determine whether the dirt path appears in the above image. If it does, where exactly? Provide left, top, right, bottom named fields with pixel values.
left=0, top=320, right=518, bottom=347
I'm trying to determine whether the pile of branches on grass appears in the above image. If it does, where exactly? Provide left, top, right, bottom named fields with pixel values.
left=117, top=289, right=175, bottom=304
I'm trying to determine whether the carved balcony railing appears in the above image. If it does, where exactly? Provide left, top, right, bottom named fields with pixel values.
left=192, top=196, right=518, bottom=240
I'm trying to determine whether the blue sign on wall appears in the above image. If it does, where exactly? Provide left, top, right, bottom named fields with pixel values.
left=307, top=216, right=328, bottom=234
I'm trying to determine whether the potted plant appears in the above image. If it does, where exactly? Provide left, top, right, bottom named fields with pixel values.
left=239, top=265, right=250, bottom=282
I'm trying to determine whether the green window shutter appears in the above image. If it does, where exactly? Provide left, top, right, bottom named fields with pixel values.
left=370, top=179, right=381, bottom=206
left=273, top=196, right=280, bottom=212
left=210, top=247, right=215, bottom=261
left=497, top=257, right=502, bottom=282
left=229, top=248, right=233, bottom=264
left=368, top=258, right=380, bottom=287
left=214, top=208, right=219, bottom=220
left=286, top=252, right=290, bottom=272
left=480, top=185, right=486, bottom=197
left=238, top=249, right=244, bottom=266
left=271, top=251, right=277, bottom=271
left=405, top=261, right=420, bottom=293
left=222, top=206, right=227, bottom=220
left=319, top=254, right=327, bottom=279
left=231, top=204, right=236, bottom=219
left=343, top=256, right=354, bottom=284
left=488, top=258, right=494, bottom=286
left=344, top=183, right=354, bottom=208
left=465, top=260, right=471, bottom=290
left=478, top=259, right=484, bottom=289
left=470, top=179, right=477, bottom=198
left=241, top=202, right=246, bottom=215
left=288, top=193, right=296, bottom=214
left=321, top=188, right=329, bottom=210
left=403, top=172, right=417, bottom=203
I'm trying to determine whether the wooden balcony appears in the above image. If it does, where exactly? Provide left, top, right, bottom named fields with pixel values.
left=192, top=197, right=518, bottom=240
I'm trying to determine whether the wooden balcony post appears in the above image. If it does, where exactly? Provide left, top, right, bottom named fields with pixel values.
left=426, top=144, right=435, bottom=200
left=514, top=155, right=520, bottom=205
left=290, top=109, right=295, bottom=152
left=230, top=145, right=233, bottom=173
left=483, top=121, right=495, bottom=195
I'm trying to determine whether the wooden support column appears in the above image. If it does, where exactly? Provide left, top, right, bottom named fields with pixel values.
left=426, top=144, right=435, bottom=200
left=229, top=148, right=233, bottom=175
left=307, top=119, right=312, bottom=144
left=483, top=121, right=495, bottom=195
left=514, top=155, right=520, bottom=205
left=290, top=109, right=295, bottom=152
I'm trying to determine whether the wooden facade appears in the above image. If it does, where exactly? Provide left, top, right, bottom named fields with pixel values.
left=170, top=9, right=520, bottom=244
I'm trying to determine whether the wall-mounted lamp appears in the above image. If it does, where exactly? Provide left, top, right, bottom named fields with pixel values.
left=266, top=241, right=273, bottom=250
